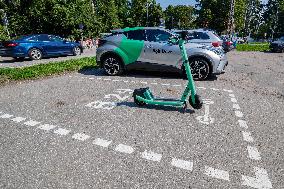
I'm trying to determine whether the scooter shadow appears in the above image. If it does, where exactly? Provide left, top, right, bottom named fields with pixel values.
left=116, top=101, right=196, bottom=114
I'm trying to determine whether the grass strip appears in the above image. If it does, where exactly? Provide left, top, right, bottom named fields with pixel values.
left=236, top=43, right=270, bottom=51
left=0, top=57, right=97, bottom=84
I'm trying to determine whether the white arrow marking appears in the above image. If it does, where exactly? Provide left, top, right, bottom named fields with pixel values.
left=196, top=100, right=214, bottom=125
left=242, top=167, right=272, bottom=189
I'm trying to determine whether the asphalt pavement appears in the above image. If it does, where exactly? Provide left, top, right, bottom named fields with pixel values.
left=0, top=51, right=283, bottom=189
left=0, top=48, right=96, bottom=69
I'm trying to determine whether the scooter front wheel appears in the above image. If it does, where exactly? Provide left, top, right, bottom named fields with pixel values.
left=189, top=94, right=203, bottom=109
left=133, top=89, right=146, bottom=106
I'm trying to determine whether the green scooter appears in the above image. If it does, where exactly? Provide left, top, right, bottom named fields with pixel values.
left=132, top=31, right=203, bottom=112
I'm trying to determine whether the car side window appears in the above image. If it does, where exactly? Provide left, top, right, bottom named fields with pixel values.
left=37, top=35, right=50, bottom=41
left=193, top=32, right=210, bottom=40
left=27, top=36, right=38, bottom=41
left=125, top=30, right=146, bottom=41
left=146, top=29, right=171, bottom=42
left=49, top=35, right=63, bottom=42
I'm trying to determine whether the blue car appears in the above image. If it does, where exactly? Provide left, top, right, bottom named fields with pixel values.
left=0, top=34, right=83, bottom=60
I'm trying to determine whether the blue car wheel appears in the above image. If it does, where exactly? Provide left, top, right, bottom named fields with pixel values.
left=73, top=46, right=81, bottom=56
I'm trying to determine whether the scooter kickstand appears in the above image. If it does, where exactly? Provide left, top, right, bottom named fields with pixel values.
left=182, top=102, right=187, bottom=113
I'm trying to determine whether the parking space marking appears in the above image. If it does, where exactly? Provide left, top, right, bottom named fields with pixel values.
left=197, top=87, right=206, bottom=90
left=223, top=89, right=233, bottom=93
left=210, top=88, right=220, bottom=91
left=0, top=114, right=13, bottom=118
left=151, top=83, right=158, bottom=85
left=140, top=81, right=148, bottom=84
left=161, top=83, right=170, bottom=86
left=204, top=166, right=230, bottom=181
left=23, top=120, right=40, bottom=127
left=89, top=77, right=95, bottom=80
left=72, top=133, right=90, bottom=141
left=229, top=94, right=235, bottom=98
left=238, top=120, right=248, bottom=129
left=242, top=131, right=254, bottom=143
left=114, top=144, right=135, bottom=154
left=112, top=79, right=120, bottom=82
left=233, top=104, right=241, bottom=110
left=231, top=98, right=238, bottom=103
left=171, top=158, right=193, bottom=171
left=241, top=167, right=272, bottom=189
left=247, top=146, right=261, bottom=160
left=54, top=128, right=71, bottom=136
left=93, top=138, right=112, bottom=148
left=37, top=124, right=57, bottom=131
left=141, top=150, right=162, bottom=162
left=196, top=99, right=214, bottom=125
left=11, top=117, right=26, bottom=123
left=235, top=111, right=244, bottom=118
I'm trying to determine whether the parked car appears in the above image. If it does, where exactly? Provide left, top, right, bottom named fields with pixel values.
left=0, top=34, right=83, bottom=60
left=96, top=27, right=228, bottom=80
left=270, top=36, right=284, bottom=53
left=220, top=36, right=233, bottom=52
left=173, top=29, right=223, bottom=50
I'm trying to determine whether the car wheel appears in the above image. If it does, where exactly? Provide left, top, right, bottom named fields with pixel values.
left=102, top=55, right=124, bottom=76
left=188, top=58, right=210, bottom=80
left=73, top=46, right=81, bottom=56
left=28, top=48, right=42, bottom=60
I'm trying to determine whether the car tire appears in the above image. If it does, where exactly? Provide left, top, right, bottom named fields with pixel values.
left=184, top=58, right=210, bottom=81
left=72, top=46, right=81, bottom=56
left=102, top=55, right=124, bottom=76
left=28, top=48, right=43, bottom=60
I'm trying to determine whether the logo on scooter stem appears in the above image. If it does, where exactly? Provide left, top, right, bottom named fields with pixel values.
left=196, top=99, right=214, bottom=125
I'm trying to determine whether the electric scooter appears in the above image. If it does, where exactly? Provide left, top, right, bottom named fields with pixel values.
left=132, top=31, right=203, bottom=112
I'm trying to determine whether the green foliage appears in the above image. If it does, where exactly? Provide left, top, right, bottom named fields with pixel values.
left=0, top=57, right=97, bottom=84
left=164, top=5, right=195, bottom=29
left=236, top=43, right=270, bottom=51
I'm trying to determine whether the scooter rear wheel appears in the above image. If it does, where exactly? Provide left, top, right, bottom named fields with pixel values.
left=189, top=94, right=203, bottom=109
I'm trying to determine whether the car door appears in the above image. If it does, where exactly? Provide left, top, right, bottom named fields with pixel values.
left=37, top=34, right=58, bottom=55
left=48, top=35, right=69, bottom=54
left=142, top=29, right=180, bottom=67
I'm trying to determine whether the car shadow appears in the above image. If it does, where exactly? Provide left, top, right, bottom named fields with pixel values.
left=78, top=67, right=218, bottom=81
left=0, top=55, right=72, bottom=64
left=116, top=101, right=196, bottom=114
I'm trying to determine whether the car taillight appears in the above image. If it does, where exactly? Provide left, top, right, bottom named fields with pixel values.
left=97, top=39, right=106, bottom=47
left=212, top=42, right=221, bottom=47
left=225, top=41, right=232, bottom=45
left=5, top=43, right=18, bottom=47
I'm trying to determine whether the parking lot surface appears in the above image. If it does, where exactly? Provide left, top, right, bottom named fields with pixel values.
left=0, top=48, right=96, bottom=69
left=0, top=51, right=283, bottom=188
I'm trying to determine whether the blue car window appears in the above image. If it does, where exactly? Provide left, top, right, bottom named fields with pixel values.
left=38, top=35, right=50, bottom=41
left=49, top=35, right=63, bottom=42
left=27, top=36, right=38, bottom=41
left=146, top=29, right=171, bottom=42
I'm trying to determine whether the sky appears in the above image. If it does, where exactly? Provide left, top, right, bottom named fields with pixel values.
left=157, top=0, right=268, bottom=9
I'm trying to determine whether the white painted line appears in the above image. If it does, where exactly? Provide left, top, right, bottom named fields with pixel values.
left=204, top=166, right=230, bottom=181
left=242, top=167, right=272, bottom=189
left=140, top=81, right=148, bottom=84
left=235, top=111, right=244, bottom=118
left=197, top=87, right=206, bottom=90
left=171, top=158, right=193, bottom=171
left=54, top=128, right=71, bottom=136
left=11, top=117, right=26, bottom=123
left=161, top=83, right=170, bottom=86
left=37, top=124, right=57, bottom=131
left=150, top=83, right=158, bottom=85
left=123, top=80, right=129, bottom=83
left=103, top=78, right=111, bottom=81
left=223, top=89, right=233, bottom=93
left=0, top=114, right=13, bottom=118
left=247, top=146, right=261, bottom=160
left=72, top=133, right=90, bottom=141
left=23, top=120, right=40, bottom=127
left=173, top=84, right=181, bottom=87
left=233, top=104, right=240, bottom=110
left=229, top=94, right=235, bottom=98
left=210, top=88, right=220, bottom=91
left=112, top=79, right=120, bottom=82
left=141, top=150, right=162, bottom=162
left=114, top=144, right=134, bottom=154
left=69, top=76, right=72, bottom=78
left=97, top=77, right=102, bottom=80
left=131, top=81, right=136, bottom=83
left=93, top=138, right=112, bottom=148
left=231, top=98, right=237, bottom=103
left=242, top=131, right=254, bottom=142
left=89, top=77, right=95, bottom=80
left=238, top=120, right=248, bottom=129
